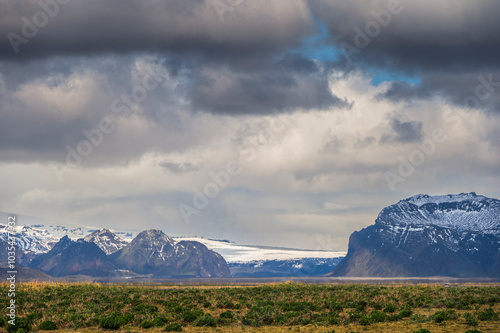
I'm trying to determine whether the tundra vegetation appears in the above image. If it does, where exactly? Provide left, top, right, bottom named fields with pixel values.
left=0, top=282, right=499, bottom=332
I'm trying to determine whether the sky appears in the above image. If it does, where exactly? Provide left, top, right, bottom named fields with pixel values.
left=1, top=0, right=499, bottom=251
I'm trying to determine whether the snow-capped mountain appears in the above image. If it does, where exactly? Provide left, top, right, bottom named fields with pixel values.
left=0, top=224, right=58, bottom=254
left=110, top=230, right=230, bottom=278
left=30, top=224, right=135, bottom=241
left=84, top=229, right=129, bottom=254
left=332, top=193, right=500, bottom=278
left=377, top=192, right=500, bottom=236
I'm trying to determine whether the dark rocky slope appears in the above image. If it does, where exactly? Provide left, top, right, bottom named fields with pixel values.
left=30, top=236, right=116, bottom=277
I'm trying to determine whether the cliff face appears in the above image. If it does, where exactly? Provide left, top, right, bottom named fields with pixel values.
left=331, top=193, right=500, bottom=277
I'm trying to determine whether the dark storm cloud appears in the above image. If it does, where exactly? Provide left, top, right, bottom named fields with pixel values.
left=0, top=0, right=346, bottom=164
left=308, top=0, right=500, bottom=111
left=377, top=81, right=432, bottom=102
left=3, top=0, right=498, bottom=167
left=190, top=55, right=350, bottom=114
left=0, top=0, right=351, bottom=118
left=381, top=118, right=423, bottom=144
left=380, top=72, right=500, bottom=113
left=309, top=0, right=500, bottom=72
left=0, top=0, right=313, bottom=60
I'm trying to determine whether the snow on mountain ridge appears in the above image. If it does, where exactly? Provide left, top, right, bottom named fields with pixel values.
left=377, top=193, right=500, bottom=235
left=404, top=192, right=486, bottom=205
left=0, top=224, right=59, bottom=254
left=83, top=229, right=129, bottom=254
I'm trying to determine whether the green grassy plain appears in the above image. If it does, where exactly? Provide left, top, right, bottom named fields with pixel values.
left=1, top=282, right=499, bottom=333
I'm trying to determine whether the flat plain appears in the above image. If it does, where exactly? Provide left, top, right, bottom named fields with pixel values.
left=1, top=282, right=499, bottom=333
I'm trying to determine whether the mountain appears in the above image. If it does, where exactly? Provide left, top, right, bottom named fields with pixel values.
left=175, top=237, right=346, bottom=277
left=0, top=224, right=58, bottom=255
left=331, top=193, right=500, bottom=278
left=30, top=236, right=117, bottom=277
left=0, top=224, right=59, bottom=265
left=84, top=229, right=128, bottom=254
left=110, top=230, right=231, bottom=278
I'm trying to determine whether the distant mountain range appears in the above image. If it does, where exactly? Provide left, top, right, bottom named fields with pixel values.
left=4, top=192, right=497, bottom=279
left=331, top=193, right=500, bottom=278
left=27, top=229, right=230, bottom=278
left=0, top=215, right=345, bottom=278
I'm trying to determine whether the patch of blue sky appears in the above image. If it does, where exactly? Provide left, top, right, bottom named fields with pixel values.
left=290, top=18, right=341, bottom=62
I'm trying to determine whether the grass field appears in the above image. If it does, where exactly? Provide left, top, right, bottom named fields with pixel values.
left=1, top=282, right=499, bottom=333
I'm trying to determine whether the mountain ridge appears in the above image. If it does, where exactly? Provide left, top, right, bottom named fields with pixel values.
left=331, top=193, right=500, bottom=278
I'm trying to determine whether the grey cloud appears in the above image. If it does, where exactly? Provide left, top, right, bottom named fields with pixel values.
left=381, top=118, right=423, bottom=144
left=321, top=131, right=344, bottom=154
left=354, top=136, right=376, bottom=149
left=160, top=162, right=198, bottom=174
left=0, top=56, right=208, bottom=166
left=0, top=51, right=349, bottom=165
left=322, top=136, right=342, bottom=154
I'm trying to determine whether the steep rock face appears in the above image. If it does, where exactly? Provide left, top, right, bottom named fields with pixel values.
left=83, top=228, right=128, bottom=254
left=30, top=236, right=116, bottom=277
left=331, top=193, right=500, bottom=277
left=110, top=230, right=230, bottom=277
